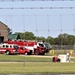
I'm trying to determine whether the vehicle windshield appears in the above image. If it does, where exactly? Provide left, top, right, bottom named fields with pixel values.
left=20, top=47, right=25, bottom=50
left=44, top=43, right=52, bottom=49
left=14, top=45, right=19, bottom=49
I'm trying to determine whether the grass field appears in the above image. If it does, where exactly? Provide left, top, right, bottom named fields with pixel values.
left=0, top=62, right=75, bottom=74
left=0, top=54, right=75, bottom=74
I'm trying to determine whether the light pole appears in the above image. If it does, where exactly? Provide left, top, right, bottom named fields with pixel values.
left=73, top=14, right=75, bottom=55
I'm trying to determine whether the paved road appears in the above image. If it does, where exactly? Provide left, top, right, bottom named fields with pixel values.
left=20, top=55, right=75, bottom=58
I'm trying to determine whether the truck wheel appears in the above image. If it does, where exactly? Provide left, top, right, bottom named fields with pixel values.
left=5, top=50, right=10, bottom=55
left=27, top=50, right=32, bottom=55
left=34, top=50, right=39, bottom=55
left=41, top=52, right=45, bottom=55
left=24, top=52, right=28, bottom=55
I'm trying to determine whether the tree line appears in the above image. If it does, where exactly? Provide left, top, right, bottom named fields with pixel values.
left=15, top=31, right=75, bottom=45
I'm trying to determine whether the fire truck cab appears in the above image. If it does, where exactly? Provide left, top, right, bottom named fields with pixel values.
left=25, top=41, right=46, bottom=55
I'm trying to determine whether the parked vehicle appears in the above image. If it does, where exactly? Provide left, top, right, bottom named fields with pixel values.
left=18, top=46, right=29, bottom=55
left=0, top=43, right=29, bottom=55
left=4, top=40, right=52, bottom=55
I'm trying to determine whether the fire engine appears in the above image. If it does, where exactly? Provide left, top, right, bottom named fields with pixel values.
left=0, top=43, right=29, bottom=55
left=4, top=40, right=52, bottom=55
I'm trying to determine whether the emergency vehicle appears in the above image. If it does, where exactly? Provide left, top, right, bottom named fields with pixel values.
left=0, top=43, right=29, bottom=55
left=4, top=40, right=52, bottom=55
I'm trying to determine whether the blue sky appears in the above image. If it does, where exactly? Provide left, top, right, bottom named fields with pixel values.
left=0, top=1, right=75, bottom=38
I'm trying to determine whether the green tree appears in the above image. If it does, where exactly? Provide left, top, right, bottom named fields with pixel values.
left=15, top=32, right=35, bottom=40
left=46, top=36, right=54, bottom=45
left=14, top=32, right=75, bottom=45
left=24, top=31, right=35, bottom=40
left=57, top=33, right=69, bottom=45
left=54, top=33, right=75, bottom=45
left=36, top=36, right=46, bottom=42
left=67, top=35, right=75, bottom=45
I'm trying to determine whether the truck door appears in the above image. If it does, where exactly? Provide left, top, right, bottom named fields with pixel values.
left=19, top=47, right=24, bottom=54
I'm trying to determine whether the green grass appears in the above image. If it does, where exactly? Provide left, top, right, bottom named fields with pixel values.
left=0, top=54, right=52, bottom=62
left=0, top=54, right=75, bottom=74
left=0, top=62, right=75, bottom=74
left=50, top=50, right=71, bottom=55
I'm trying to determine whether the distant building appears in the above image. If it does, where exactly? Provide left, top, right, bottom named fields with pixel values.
left=0, top=21, right=10, bottom=43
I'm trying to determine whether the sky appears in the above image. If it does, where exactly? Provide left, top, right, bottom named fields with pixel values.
left=0, top=0, right=75, bottom=38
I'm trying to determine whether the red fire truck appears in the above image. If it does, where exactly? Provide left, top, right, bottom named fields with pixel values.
left=4, top=40, right=52, bottom=55
left=0, top=43, right=29, bottom=55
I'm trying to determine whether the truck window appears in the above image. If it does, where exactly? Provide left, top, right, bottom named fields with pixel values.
left=6, top=45, right=8, bottom=48
left=3, top=45, right=5, bottom=48
left=20, top=47, right=24, bottom=50
left=14, top=45, right=18, bottom=49
left=39, top=44, right=44, bottom=47
left=44, top=43, right=52, bottom=49
left=10, top=45, right=12, bottom=48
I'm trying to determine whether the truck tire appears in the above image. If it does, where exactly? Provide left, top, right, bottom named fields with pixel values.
left=27, top=50, right=32, bottom=55
left=41, top=52, right=45, bottom=55
left=34, top=50, right=40, bottom=55
left=5, top=50, right=10, bottom=55
left=24, top=52, right=28, bottom=55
